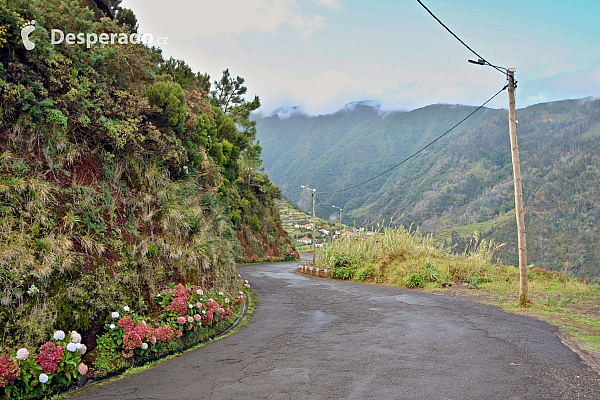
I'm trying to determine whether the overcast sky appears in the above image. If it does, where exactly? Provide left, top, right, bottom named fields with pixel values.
left=121, top=0, right=600, bottom=115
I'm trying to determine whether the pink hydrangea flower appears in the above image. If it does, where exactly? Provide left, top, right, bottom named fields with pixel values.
left=0, top=355, right=20, bottom=387
left=193, top=314, right=202, bottom=321
left=224, top=298, right=230, bottom=304
left=187, top=316, right=193, bottom=323
left=78, top=363, right=88, bottom=375
left=196, top=289, right=204, bottom=295
left=196, top=302, right=203, bottom=308
left=177, top=316, right=186, bottom=325
left=70, top=331, right=82, bottom=344
left=35, top=342, right=63, bottom=374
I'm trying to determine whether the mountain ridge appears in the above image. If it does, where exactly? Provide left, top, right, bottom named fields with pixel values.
left=254, top=97, right=600, bottom=278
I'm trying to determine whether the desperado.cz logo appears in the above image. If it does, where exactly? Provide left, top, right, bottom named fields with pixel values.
left=20, top=20, right=168, bottom=50
left=20, top=20, right=36, bottom=50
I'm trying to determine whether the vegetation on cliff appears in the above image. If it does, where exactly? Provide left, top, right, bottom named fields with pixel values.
left=0, top=0, right=290, bottom=350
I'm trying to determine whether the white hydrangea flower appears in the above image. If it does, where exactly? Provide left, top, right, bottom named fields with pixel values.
left=141, top=343, right=148, bottom=350
left=188, top=304, right=193, bottom=309
left=53, top=330, right=66, bottom=341
left=66, top=342, right=78, bottom=352
left=39, top=373, right=49, bottom=384
left=123, top=306, right=130, bottom=312
left=111, top=311, right=119, bottom=319
left=15, top=348, right=29, bottom=361
left=109, top=324, right=116, bottom=329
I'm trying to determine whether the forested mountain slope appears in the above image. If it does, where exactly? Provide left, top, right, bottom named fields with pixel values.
left=255, top=98, right=600, bottom=278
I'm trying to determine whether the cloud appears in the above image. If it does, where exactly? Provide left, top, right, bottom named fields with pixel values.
left=306, top=0, right=342, bottom=9
left=122, top=0, right=325, bottom=40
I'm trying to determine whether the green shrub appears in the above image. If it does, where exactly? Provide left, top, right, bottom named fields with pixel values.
left=406, top=273, right=424, bottom=288
left=355, top=265, right=374, bottom=282
left=332, top=253, right=353, bottom=269
left=466, top=272, right=490, bottom=289
left=422, top=262, right=440, bottom=283
left=249, top=215, right=262, bottom=231
left=145, top=81, right=189, bottom=133
left=331, top=266, right=355, bottom=280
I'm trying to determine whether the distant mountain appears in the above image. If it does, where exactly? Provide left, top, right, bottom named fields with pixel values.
left=254, top=98, right=600, bottom=278
left=268, top=105, right=307, bottom=119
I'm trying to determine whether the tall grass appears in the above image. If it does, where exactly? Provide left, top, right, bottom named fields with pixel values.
left=318, top=226, right=506, bottom=287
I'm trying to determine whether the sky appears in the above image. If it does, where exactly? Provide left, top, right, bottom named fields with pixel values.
left=121, top=0, right=600, bottom=116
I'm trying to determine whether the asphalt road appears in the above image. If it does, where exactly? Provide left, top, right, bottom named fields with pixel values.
left=72, top=258, right=600, bottom=399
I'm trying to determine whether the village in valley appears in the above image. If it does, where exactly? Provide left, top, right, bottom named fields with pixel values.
left=277, top=200, right=375, bottom=251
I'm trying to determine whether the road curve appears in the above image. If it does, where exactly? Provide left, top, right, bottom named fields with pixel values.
left=73, top=258, right=600, bottom=399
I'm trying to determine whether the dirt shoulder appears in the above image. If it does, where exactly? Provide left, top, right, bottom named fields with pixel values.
left=433, top=283, right=600, bottom=375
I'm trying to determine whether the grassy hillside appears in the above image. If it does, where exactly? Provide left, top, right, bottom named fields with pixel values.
left=0, top=0, right=291, bottom=351
left=255, top=98, right=600, bottom=278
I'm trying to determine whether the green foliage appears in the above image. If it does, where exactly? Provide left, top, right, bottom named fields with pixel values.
left=355, top=265, right=374, bottom=282
left=406, top=273, right=424, bottom=288
left=249, top=215, right=262, bottom=231
left=422, top=262, right=440, bottom=283
left=329, top=252, right=365, bottom=280
left=145, top=80, right=189, bottom=133
left=466, top=272, right=490, bottom=289
left=331, top=265, right=355, bottom=280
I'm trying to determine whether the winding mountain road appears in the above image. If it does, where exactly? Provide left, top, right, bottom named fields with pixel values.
left=73, top=258, right=600, bottom=399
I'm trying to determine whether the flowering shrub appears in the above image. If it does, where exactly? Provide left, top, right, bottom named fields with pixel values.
left=1, top=279, right=250, bottom=399
left=1, top=330, right=87, bottom=398
left=0, top=356, right=20, bottom=388
left=242, top=253, right=259, bottom=262
left=156, top=283, right=241, bottom=333
left=238, top=253, right=287, bottom=263
left=35, top=342, right=63, bottom=374
left=284, top=248, right=300, bottom=261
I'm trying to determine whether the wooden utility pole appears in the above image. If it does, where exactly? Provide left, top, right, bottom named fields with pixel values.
left=507, top=68, right=528, bottom=306
left=311, top=189, right=316, bottom=265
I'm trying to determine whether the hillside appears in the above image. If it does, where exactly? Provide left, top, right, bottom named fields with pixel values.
left=0, top=0, right=291, bottom=349
left=254, top=98, right=600, bottom=278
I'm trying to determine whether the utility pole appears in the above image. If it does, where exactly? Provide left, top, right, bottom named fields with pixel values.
left=301, top=185, right=317, bottom=265
left=312, top=189, right=316, bottom=265
left=508, top=68, right=528, bottom=306
left=332, top=205, right=343, bottom=239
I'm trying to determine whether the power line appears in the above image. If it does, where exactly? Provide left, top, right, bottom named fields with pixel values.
left=316, top=196, right=331, bottom=214
left=320, top=84, right=508, bottom=194
left=416, top=0, right=507, bottom=76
